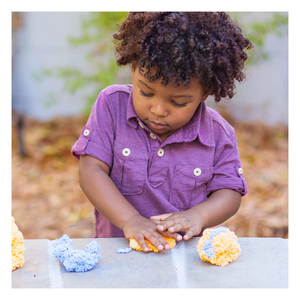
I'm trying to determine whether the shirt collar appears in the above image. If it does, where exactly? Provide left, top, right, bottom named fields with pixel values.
left=183, top=102, right=214, bottom=147
left=126, top=86, right=214, bottom=147
left=126, top=87, right=139, bottom=129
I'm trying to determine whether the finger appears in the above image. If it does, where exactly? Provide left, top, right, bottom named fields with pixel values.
left=183, top=226, right=197, bottom=241
left=168, top=220, right=192, bottom=233
left=156, top=218, right=178, bottom=232
left=135, top=235, right=149, bottom=252
left=159, top=230, right=183, bottom=242
left=152, top=219, right=161, bottom=225
left=145, top=233, right=166, bottom=252
left=159, top=217, right=190, bottom=232
left=150, top=213, right=172, bottom=221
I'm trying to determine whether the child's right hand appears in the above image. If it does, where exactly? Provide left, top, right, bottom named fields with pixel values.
left=122, top=214, right=181, bottom=252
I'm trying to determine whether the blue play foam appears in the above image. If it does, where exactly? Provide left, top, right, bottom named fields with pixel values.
left=117, top=247, right=132, bottom=254
left=53, top=234, right=102, bottom=272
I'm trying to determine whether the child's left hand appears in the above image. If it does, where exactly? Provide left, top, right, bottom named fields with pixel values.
left=150, top=210, right=203, bottom=241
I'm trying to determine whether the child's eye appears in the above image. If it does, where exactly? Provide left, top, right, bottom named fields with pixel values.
left=139, top=90, right=153, bottom=97
left=172, top=101, right=187, bottom=107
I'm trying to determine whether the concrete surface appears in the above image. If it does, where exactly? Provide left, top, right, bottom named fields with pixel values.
left=12, top=237, right=288, bottom=288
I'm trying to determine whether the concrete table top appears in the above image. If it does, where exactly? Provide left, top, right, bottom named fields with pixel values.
left=12, top=237, right=288, bottom=288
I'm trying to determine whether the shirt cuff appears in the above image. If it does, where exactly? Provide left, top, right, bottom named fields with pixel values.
left=207, top=175, right=247, bottom=196
left=71, top=127, right=113, bottom=168
left=206, top=164, right=247, bottom=196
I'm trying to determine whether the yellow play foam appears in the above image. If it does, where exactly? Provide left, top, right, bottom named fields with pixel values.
left=197, top=227, right=241, bottom=266
left=11, top=217, right=25, bottom=271
left=129, top=236, right=176, bottom=252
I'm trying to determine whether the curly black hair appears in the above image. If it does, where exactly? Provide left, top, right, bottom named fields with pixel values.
left=113, top=12, right=253, bottom=102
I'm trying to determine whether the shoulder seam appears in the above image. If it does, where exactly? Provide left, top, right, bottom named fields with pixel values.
left=212, top=119, right=235, bottom=139
left=207, top=106, right=235, bottom=139
left=102, top=84, right=132, bottom=97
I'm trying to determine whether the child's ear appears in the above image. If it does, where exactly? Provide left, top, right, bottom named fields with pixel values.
left=131, top=63, right=137, bottom=79
left=131, top=61, right=139, bottom=74
left=202, top=88, right=211, bottom=101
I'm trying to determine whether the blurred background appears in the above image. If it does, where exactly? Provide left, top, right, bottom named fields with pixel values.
left=11, top=12, right=288, bottom=240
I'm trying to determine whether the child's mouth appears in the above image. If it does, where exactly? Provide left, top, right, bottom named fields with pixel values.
left=148, top=120, right=168, bottom=130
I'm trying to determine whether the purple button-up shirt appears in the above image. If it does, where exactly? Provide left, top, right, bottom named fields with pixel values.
left=71, top=84, right=247, bottom=238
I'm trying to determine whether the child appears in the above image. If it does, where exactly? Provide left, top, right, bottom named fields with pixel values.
left=71, top=12, right=252, bottom=252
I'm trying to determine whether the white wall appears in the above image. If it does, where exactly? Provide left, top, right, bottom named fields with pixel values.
left=206, top=12, right=288, bottom=125
left=12, top=12, right=91, bottom=120
left=12, top=12, right=288, bottom=125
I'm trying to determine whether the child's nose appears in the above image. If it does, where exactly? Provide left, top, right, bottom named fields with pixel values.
left=150, top=99, right=168, bottom=117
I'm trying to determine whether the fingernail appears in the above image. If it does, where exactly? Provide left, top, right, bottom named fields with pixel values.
left=177, top=235, right=182, bottom=241
left=158, top=225, right=164, bottom=231
left=158, top=245, right=164, bottom=251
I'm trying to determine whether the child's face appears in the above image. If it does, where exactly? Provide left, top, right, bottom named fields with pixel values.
left=131, top=66, right=210, bottom=141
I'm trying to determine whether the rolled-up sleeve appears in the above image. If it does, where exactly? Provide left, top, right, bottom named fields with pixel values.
left=206, top=129, right=247, bottom=196
left=71, top=90, right=115, bottom=168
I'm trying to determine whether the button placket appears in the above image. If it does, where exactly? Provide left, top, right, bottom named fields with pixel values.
left=149, top=147, right=169, bottom=188
left=150, top=132, right=157, bottom=140
left=157, top=149, right=164, bottom=157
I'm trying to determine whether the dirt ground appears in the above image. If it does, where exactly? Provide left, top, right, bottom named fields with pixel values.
left=12, top=114, right=288, bottom=240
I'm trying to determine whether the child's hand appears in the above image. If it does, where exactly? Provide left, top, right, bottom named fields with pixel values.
left=150, top=210, right=203, bottom=241
left=122, top=214, right=181, bottom=252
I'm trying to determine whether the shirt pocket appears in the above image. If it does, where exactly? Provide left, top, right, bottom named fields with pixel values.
left=169, top=164, right=213, bottom=210
left=110, top=141, right=149, bottom=196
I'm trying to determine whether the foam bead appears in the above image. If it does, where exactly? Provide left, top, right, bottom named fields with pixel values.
left=117, top=247, right=132, bottom=254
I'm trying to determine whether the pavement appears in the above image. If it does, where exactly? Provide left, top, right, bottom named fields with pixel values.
left=12, top=237, right=288, bottom=288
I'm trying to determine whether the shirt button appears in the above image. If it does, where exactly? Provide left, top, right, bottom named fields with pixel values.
left=238, top=168, right=244, bottom=175
left=150, top=133, right=157, bottom=139
left=83, top=129, right=90, bottom=136
left=194, top=168, right=202, bottom=176
left=157, top=149, right=164, bottom=157
left=122, top=148, right=131, bottom=157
